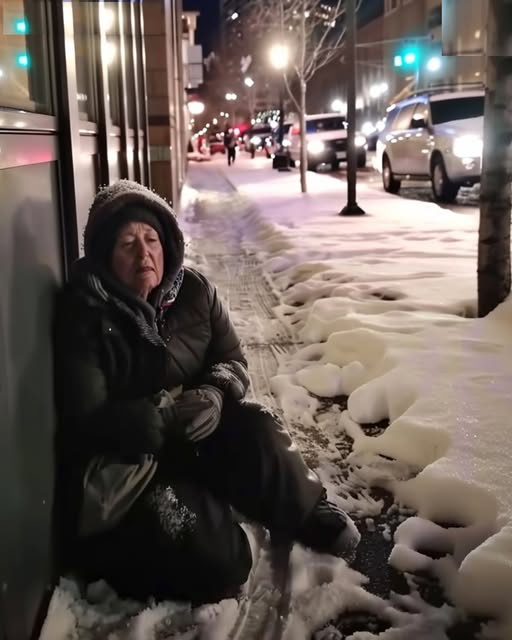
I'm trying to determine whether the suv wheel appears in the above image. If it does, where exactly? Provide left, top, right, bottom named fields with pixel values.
left=431, top=155, right=459, bottom=203
left=382, top=155, right=401, bottom=194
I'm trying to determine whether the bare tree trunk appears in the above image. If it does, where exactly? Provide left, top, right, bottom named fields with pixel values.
left=299, top=0, right=307, bottom=193
left=299, top=80, right=308, bottom=193
left=478, top=5, right=512, bottom=316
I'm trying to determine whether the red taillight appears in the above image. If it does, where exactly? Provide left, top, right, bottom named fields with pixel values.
left=292, top=126, right=300, bottom=135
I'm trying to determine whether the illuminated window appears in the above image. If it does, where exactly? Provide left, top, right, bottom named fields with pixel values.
left=0, top=1, right=52, bottom=113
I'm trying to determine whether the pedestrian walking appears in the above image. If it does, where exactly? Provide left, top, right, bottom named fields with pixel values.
left=224, top=126, right=237, bottom=166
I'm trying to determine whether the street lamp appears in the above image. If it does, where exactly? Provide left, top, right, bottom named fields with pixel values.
left=187, top=100, right=205, bottom=115
left=244, top=77, right=254, bottom=88
left=269, top=44, right=290, bottom=161
left=269, top=44, right=289, bottom=71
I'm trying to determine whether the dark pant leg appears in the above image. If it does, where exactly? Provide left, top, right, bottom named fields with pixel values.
left=197, top=400, right=323, bottom=537
left=74, top=474, right=252, bottom=604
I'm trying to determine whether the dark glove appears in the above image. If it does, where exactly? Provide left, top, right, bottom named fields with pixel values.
left=204, top=360, right=250, bottom=400
left=118, top=398, right=167, bottom=455
left=177, top=385, right=224, bottom=442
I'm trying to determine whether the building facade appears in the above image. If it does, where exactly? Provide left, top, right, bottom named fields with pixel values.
left=307, top=0, right=485, bottom=128
left=0, top=2, right=186, bottom=638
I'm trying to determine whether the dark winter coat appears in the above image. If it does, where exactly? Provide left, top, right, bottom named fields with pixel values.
left=53, top=181, right=250, bottom=540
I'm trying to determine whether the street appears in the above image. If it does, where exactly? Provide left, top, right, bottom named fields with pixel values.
left=327, top=153, right=481, bottom=216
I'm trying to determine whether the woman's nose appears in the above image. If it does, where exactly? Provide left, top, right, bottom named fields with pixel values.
left=135, top=239, right=149, bottom=258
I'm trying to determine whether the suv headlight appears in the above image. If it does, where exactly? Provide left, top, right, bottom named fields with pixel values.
left=307, top=140, right=325, bottom=154
left=355, top=134, right=367, bottom=148
left=453, top=135, right=483, bottom=158
left=250, top=136, right=262, bottom=145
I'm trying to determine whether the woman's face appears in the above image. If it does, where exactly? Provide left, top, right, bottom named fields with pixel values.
left=111, top=221, right=164, bottom=299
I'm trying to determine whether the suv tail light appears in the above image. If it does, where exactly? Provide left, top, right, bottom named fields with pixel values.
left=291, top=126, right=301, bottom=135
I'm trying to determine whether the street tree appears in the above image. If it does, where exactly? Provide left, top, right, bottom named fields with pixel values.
left=246, top=0, right=362, bottom=193
left=478, top=0, right=512, bottom=316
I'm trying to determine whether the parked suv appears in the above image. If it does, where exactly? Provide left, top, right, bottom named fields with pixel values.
left=376, top=88, right=484, bottom=202
left=289, top=113, right=367, bottom=172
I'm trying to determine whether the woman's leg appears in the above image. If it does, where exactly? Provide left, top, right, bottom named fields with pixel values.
left=74, top=474, right=252, bottom=604
left=196, top=400, right=324, bottom=537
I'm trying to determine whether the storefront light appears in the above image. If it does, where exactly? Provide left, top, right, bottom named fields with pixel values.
left=16, top=52, right=30, bottom=68
left=105, top=41, right=117, bottom=66
left=103, top=8, right=115, bottom=33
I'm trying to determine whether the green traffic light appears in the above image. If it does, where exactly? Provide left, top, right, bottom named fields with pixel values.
left=404, top=52, right=416, bottom=65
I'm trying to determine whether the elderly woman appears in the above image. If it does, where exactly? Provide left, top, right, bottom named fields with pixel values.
left=54, top=180, right=360, bottom=604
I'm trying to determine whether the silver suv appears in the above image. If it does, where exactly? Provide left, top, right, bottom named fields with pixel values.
left=376, top=88, right=484, bottom=202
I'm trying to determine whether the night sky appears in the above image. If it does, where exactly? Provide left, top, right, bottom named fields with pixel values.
left=182, top=0, right=385, bottom=56
left=182, top=0, right=221, bottom=55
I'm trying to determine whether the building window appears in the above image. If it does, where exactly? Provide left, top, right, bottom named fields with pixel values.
left=385, top=0, right=400, bottom=14
left=428, top=5, right=442, bottom=29
left=73, top=1, right=98, bottom=121
left=0, top=0, right=52, bottom=113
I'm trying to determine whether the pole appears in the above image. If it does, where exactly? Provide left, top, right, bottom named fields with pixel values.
left=340, top=0, right=365, bottom=216
left=278, top=81, right=284, bottom=147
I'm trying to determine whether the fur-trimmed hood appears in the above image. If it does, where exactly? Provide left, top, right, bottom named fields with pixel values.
left=84, top=180, right=185, bottom=282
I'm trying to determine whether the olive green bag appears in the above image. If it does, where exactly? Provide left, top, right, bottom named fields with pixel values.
left=78, top=454, right=158, bottom=537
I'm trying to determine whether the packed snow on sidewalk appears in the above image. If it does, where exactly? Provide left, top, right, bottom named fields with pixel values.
left=219, top=156, right=511, bottom=638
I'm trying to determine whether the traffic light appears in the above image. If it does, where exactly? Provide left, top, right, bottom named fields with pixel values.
left=393, top=45, right=419, bottom=68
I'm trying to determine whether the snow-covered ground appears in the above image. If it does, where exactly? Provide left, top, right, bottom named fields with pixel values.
left=40, top=155, right=512, bottom=640
left=219, top=156, right=512, bottom=638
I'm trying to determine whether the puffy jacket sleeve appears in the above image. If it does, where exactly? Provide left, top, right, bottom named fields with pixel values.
left=54, top=290, right=165, bottom=461
left=199, top=274, right=251, bottom=399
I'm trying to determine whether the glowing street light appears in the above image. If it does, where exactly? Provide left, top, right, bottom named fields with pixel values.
left=225, top=92, right=237, bottom=101
left=269, top=43, right=289, bottom=70
left=187, top=100, right=205, bottom=115
left=331, top=98, right=346, bottom=113
left=244, top=77, right=254, bottom=88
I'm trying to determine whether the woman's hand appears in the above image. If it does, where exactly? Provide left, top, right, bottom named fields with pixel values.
left=157, top=385, right=224, bottom=442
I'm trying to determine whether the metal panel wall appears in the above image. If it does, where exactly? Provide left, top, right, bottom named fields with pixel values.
left=0, top=154, right=62, bottom=640
left=0, top=1, right=155, bottom=638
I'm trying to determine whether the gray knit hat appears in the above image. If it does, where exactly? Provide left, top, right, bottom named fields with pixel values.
left=84, top=180, right=185, bottom=281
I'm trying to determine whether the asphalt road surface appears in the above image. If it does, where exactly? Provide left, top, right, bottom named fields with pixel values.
left=327, top=155, right=480, bottom=216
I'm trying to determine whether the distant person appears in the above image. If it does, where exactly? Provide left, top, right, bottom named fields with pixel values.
left=53, top=180, right=360, bottom=605
left=224, top=126, right=237, bottom=166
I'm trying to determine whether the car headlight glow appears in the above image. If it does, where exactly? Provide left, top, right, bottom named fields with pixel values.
left=453, top=135, right=482, bottom=158
left=307, top=140, right=325, bottom=154
left=282, top=139, right=291, bottom=147
left=250, top=136, right=262, bottom=145
left=355, top=134, right=367, bottom=148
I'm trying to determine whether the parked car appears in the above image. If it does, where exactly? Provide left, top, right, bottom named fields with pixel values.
left=376, top=87, right=484, bottom=202
left=208, top=133, right=226, bottom=155
left=288, top=113, right=367, bottom=172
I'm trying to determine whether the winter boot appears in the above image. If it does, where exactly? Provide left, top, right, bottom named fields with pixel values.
left=296, top=496, right=361, bottom=560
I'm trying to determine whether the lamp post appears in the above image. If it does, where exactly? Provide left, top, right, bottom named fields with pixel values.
left=269, top=44, right=289, bottom=148
left=340, top=0, right=365, bottom=216
left=269, top=44, right=290, bottom=170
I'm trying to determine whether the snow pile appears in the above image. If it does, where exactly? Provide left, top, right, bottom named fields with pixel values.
left=224, top=158, right=512, bottom=634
